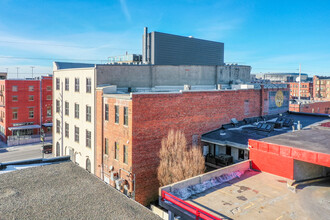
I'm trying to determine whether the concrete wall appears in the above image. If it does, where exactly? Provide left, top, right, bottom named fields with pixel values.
left=159, top=160, right=251, bottom=194
left=293, top=160, right=328, bottom=181
left=96, top=64, right=251, bottom=87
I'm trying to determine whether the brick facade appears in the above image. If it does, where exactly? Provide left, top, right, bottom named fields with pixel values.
left=96, top=87, right=289, bottom=205
left=289, top=101, right=330, bottom=114
left=0, top=76, right=52, bottom=142
left=289, top=82, right=313, bottom=99
left=313, top=75, right=330, bottom=101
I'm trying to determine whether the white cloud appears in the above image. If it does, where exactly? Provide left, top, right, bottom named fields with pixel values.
left=119, top=0, right=131, bottom=22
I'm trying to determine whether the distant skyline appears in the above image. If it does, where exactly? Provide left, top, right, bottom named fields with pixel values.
left=0, top=0, right=329, bottom=78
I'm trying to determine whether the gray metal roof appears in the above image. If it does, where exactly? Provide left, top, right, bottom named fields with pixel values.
left=202, top=112, right=330, bottom=148
left=0, top=162, right=160, bottom=220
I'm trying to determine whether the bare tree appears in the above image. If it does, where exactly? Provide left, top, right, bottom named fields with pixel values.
left=158, top=130, right=205, bottom=187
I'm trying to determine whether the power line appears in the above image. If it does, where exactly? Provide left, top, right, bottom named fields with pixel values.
left=0, top=40, right=140, bottom=50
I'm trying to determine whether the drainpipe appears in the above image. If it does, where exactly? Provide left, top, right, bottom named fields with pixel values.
left=260, top=85, right=264, bottom=116
left=101, top=90, right=104, bottom=180
left=40, top=78, right=42, bottom=133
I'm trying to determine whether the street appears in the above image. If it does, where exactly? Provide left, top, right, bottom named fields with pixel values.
left=0, top=142, right=53, bottom=163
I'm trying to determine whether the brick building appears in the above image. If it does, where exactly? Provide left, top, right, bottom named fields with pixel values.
left=289, top=100, right=330, bottom=114
left=0, top=76, right=52, bottom=145
left=289, top=82, right=313, bottom=100
left=313, top=75, right=330, bottom=101
left=95, top=85, right=289, bottom=205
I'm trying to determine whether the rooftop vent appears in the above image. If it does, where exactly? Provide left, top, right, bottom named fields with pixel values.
left=231, top=118, right=239, bottom=125
left=256, top=122, right=275, bottom=132
left=184, top=85, right=191, bottom=91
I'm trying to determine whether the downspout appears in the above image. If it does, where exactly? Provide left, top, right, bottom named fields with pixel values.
left=40, top=78, right=42, bottom=133
left=260, top=85, right=264, bottom=116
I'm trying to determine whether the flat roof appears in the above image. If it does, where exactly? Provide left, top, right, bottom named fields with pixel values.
left=0, top=162, right=160, bottom=219
left=260, top=126, right=330, bottom=154
left=184, top=170, right=330, bottom=219
left=202, top=112, right=330, bottom=148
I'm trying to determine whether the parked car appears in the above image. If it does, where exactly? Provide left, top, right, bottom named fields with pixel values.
left=43, top=144, right=52, bottom=154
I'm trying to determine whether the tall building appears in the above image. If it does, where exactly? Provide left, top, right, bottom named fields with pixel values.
left=0, top=76, right=52, bottom=146
left=95, top=85, right=289, bottom=205
left=142, top=27, right=224, bottom=65
left=313, top=75, right=330, bottom=101
left=289, top=82, right=313, bottom=100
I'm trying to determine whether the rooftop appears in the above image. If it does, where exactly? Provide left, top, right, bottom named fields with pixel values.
left=0, top=162, right=160, bottom=220
left=182, top=170, right=330, bottom=219
left=202, top=112, right=330, bottom=149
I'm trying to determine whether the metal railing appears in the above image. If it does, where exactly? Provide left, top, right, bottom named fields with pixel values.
left=161, top=191, right=222, bottom=220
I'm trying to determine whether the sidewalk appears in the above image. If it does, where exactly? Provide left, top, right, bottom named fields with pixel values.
left=0, top=140, right=52, bottom=150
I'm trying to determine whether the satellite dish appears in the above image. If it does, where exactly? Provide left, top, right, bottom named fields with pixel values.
left=296, top=76, right=301, bottom=82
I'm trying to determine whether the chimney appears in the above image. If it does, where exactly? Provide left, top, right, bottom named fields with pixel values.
left=143, top=27, right=148, bottom=64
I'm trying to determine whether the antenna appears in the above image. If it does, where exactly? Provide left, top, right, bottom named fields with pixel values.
left=31, top=66, right=35, bottom=78
left=298, top=64, right=301, bottom=101
left=16, top=67, right=19, bottom=79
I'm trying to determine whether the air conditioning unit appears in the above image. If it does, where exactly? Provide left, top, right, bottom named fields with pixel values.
left=111, top=171, right=118, bottom=181
left=115, top=178, right=123, bottom=190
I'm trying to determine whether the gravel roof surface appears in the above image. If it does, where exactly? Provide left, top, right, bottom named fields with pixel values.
left=0, top=162, right=160, bottom=220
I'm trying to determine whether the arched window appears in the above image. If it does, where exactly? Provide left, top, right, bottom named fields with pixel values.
left=86, top=158, right=91, bottom=173
left=56, top=142, right=60, bottom=156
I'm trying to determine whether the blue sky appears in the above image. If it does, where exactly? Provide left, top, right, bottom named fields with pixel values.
left=0, top=0, right=329, bottom=78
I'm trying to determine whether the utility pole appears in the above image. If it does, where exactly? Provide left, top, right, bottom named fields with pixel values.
left=5, top=68, right=8, bottom=73
left=31, top=66, right=35, bottom=78
left=16, top=67, right=19, bottom=78
left=298, top=64, right=301, bottom=101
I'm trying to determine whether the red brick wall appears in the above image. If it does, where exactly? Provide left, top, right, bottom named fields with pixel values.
left=289, top=101, right=330, bottom=114
left=95, top=87, right=289, bottom=205
left=289, top=82, right=313, bottom=99
left=131, top=88, right=288, bottom=205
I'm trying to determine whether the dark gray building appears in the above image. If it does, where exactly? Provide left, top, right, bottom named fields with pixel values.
left=142, top=27, right=224, bottom=65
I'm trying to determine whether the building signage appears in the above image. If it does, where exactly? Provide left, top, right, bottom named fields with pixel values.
left=268, top=90, right=289, bottom=114
left=13, top=122, right=34, bottom=127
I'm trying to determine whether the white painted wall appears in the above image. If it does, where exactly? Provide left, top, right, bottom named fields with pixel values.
left=53, top=67, right=96, bottom=173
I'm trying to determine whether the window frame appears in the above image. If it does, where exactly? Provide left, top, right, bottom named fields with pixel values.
left=56, top=78, right=60, bottom=90
left=74, top=103, right=79, bottom=119
left=86, top=78, right=91, bottom=93
left=105, top=138, right=109, bottom=155
left=123, top=107, right=128, bottom=126
left=12, top=109, right=18, bottom=120
left=56, top=100, right=60, bottom=113
left=74, top=126, right=79, bottom=143
left=86, top=105, right=91, bottom=122
left=12, top=96, right=18, bottom=102
left=12, top=86, right=18, bottom=92
left=28, top=86, right=34, bottom=91
left=75, top=78, right=80, bottom=92
left=105, top=104, right=109, bottom=121
left=65, top=122, right=69, bottom=138
left=56, top=119, right=60, bottom=133
left=123, top=145, right=128, bottom=164
left=115, top=142, right=119, bottom=160
left=47, top=106, right=52, bottom=117
left=28, top=107, right=34, bottom=118
left=65, top=101, right=69, bottom=116
left=65, top=78, right=69, bottom=91
left=86, top=130, right=91, bottom=148
left=115, top=105, right=119, bottom=124
left=29, top=95, right=34, bottom=101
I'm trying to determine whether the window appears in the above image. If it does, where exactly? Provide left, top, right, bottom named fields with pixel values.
left=124, top=107, right=128, bottom=126
left=65, top=78, right=69, bottom=91
left=244, top=100, right=249, bottom=115
left=115, top=142, right=119, bottom=160
left=56, top=100, right=60, bottom=113
left=75, top=78, right=80, bottom=92
left=56, top=119, right=60, bottom=133
left=123, top=145, right=128, bottom=164
left=115, top=105, right=119, bottom=123
left=56, top=142, right=60, bottom=156
left=65, top=102, right=69, bottom=116
left=12, top=86, right=18, bottom=91
left=86, top=130, right=91, bottom=148
left=29, top=86, right=34, bottom=91
left=74, top=126, right=79, bottom=142
left=86, top=78, right=91, bottom=93
left=105, top=138, right=109, bottom=155
left=12, top=109, right=18, bottom=120
left=12, top=96, right=18, bottom=102
left=47, top=86, right=51, bottom=91
left=86, top=105, right=91, bottom=122
left=238, top=149, right=245, bottom=160
left=74, top=103, right=79, bottom=119
left=105, top=104, right=109, bottom=121
left=47, top=95, right=51, bottom=100
left=86, top=158, right=91, bottom=173
left=29, top=95, right=34, bottom=101
left=65, top=123, right=69, bottom=138
left=226, top=146, right=231, bottom=155
left=56, top=78, right=60, bottom=90
left=28, top=108, right=34, bottom=118
left=47, top=106, right=51, bottom=117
